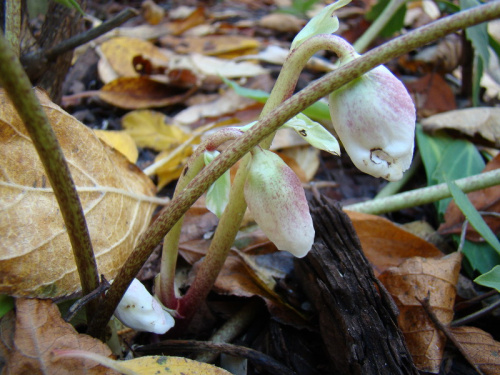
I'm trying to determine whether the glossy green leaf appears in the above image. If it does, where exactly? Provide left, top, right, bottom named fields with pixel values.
left=474, top=265, right=500, bottom=292
left=204, top=151, right=230, bottom=218
left=223, top=78, right=331, bottom=121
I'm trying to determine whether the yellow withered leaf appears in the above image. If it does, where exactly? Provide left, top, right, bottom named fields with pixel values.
left=94, top=129, right=139, bottom=164
left=122, top=109, right=191, bottom=151
left=0, top=89, right=160, bottom=297
left=55, top=352, right=232, bottom=375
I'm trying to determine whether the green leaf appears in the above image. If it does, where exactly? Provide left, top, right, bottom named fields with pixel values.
left=204, top=151, right=231, bottom=218
left=416, top=127, right=485, bottom=216
left=290, top=0, right=351, bottom=49
left=474, top=265, right=500, bottom=292
left=416, top=125, right=451, bottom=185
left=223, top=77, right=331, bottom=122
left=435, top=0, right=460, bottom=13
left=0, top=295, right=14, bottom=319
left=365, top=0, right=407, bottom=38
left=446, top=179, right=500, bottom=256
left=433, top=140, right=484, bottom=215
left=282, top=113, right=340, bottom=155
left=53, top=0, right=85, bottom=15
left=460, top=238, right=500, bottom=275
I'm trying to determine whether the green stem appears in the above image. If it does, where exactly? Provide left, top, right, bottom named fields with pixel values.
left=4, top=0, right=21, bottom=57
left=87, top=1, right=500, bottom=337
left=159, top=154, right=205, bottom=309
left=354, top=0, right=410, bottom=53
left=158, top=128, right=244, bottom=310
left=0, top=31, right=99, bottom=319
left=177, top=154, right=250, bottom=321
left=345, top=169, right=500, bottom=214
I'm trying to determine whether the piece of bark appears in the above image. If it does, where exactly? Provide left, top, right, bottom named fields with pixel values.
left=295, top=196, right=418, bottom=375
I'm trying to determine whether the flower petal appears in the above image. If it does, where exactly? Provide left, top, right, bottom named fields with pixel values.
left=244, top=149, right=314, bottom=257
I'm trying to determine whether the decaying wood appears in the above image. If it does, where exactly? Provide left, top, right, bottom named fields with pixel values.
left=295, top=195, right=418, bottom=375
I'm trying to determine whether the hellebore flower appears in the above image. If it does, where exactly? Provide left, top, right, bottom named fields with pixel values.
left=244, top=148, right=314, bottom=258
left=114, top=278, right=175, bottom=334
left=329, top=64, right=416, bottom=181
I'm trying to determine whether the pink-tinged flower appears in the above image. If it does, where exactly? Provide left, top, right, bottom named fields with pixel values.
left=114, top=278, right=174, bottom=334
left=329, top=64, right=416, bottom=181
left=244, top=148, right=314, bottom=258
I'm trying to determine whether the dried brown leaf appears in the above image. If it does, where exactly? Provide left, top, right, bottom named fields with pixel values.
left=346, top=211, right=443, bottom=276
left=405, top=73, right=456, bottom=118
left=159, top=35, right=260, bottom=58
left=378, top=252, right=462, bottom=373
left=2, top=299, right=115, bottom=375
left=169, top=7, right=207, bottom=36
left=99, top=77, right=196, bottom=110
left=448, top=326, right=500, bottom=375
left=0, top=89, right=158, bottom=297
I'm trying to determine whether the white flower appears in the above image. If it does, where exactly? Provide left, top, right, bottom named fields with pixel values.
left=244, top=148, right=314, bottom=258
left=329, top=64, right=416, bottom=181
left=114, top=278, right=175, bottom=334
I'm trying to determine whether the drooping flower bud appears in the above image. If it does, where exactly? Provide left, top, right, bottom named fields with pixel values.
left=114, top=278, right=175, bottom=334
left=329, top=64, right=416, bottom=181
left=244, top=148, right=314, bottom=258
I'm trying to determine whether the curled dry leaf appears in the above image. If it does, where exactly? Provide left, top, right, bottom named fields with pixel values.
left=378, top=252, right=462, bottom=373
left=99, top=77, right=196, bottom=110
left=2, top=299, right=114, bottom=375
left=421, top=107, right=500, bottom=147
left=98, top=37, right=171, bottom=82
left=0, top=89, right=158, bottom=297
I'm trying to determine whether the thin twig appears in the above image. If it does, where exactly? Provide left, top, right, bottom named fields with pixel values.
left=21, top=8, right=138, bottom=79
left=64, top=276, right=110, bottom=322
left=451, top=297, right=500, bottom=327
